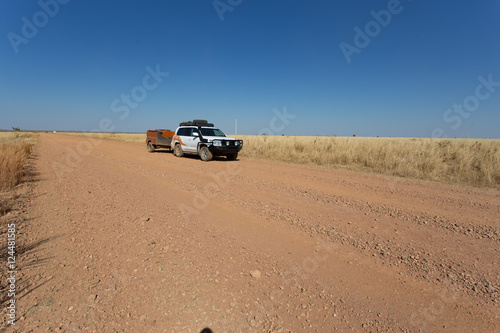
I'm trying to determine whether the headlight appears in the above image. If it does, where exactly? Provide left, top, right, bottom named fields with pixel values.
left=213, top=140, right=222, bottom=147
left=235, top=141, right=240, bottom=146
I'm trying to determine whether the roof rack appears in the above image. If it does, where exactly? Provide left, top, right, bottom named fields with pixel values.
left=179, top=120, right=214, bottom=127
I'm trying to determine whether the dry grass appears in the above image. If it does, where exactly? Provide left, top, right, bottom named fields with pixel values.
left=60, top=132, right=500, bottom=189
left=0, top=131, right=38, bottom=145
left=236, top=135, right=500, bottom=189
left=0, top=132, right=37, bottom=191
left=0, top=196, right=10, bottom=215
left=61, top=132, right=145, bottom=144
left=0, top=132, right=37, bottom=217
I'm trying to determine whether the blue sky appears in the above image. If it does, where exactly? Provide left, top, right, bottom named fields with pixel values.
left=1, top=0, right=499, bottom=137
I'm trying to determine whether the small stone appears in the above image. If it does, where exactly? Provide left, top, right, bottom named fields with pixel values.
left=250, top=270, right=261, bottom=279
left=141, top=217, right=150, bottom=222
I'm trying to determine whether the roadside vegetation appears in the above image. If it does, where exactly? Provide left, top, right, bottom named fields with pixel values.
left=60, top=132, right=500, bottom=189
left=0, top=132, right=37, bottom=311
left=0, top=132, right=37, bottom=191
left=237, top=135, right=500, bottom=189
left=61, top=132, right=145, bottom=144
left=0, top=132, right=37, bottom=216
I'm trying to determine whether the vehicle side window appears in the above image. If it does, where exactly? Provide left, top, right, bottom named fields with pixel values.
left=177, top=127, right=201, bottom=136
left=177, top=128, right=190, bottom=136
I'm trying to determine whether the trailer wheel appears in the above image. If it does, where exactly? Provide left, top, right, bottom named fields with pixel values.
left=147, top=141, right=156, bottom=153
left=174, top=143, right=184, bottom=157
left=199, top=146, right=213, bottom=161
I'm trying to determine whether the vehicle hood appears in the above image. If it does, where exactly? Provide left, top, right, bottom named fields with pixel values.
left=202, top=136, right=237, bottom=141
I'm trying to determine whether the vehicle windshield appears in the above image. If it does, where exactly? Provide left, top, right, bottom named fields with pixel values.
left=200, top=128, right=226, bottom=137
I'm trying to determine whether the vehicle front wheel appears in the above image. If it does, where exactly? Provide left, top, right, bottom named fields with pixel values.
left=199, top=146, right=213, bottom=161
left=226, top=153, right=238, bottom=161
left=174, top=144, right=184, bottom=157
left=147, top=141, right=156, bottom=153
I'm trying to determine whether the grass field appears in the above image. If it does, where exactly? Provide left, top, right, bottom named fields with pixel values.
left=237, top=135, right=500, bottom=189
left=60, top=132, right=500, bottom=189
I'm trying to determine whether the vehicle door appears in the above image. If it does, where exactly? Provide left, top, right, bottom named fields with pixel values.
left=183, top=127, right=200, bottom=153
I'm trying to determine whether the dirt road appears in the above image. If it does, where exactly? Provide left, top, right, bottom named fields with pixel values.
left=4, top=133, right=499, bottom=332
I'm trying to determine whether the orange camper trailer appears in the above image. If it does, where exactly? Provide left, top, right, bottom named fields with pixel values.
left=146, top=129, right=175, bottom=153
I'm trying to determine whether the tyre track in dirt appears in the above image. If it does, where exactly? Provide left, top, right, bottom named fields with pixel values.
left=5, top=133, right=499, bottom=332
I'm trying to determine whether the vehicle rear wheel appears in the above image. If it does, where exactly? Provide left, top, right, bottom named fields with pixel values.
left=199, top=146, right=213, bottom=161
left=227, top=153, right=238, bottom=161
left=174, top=144, right=184, bottom=157
left=147, top=141, right=155, bottom=153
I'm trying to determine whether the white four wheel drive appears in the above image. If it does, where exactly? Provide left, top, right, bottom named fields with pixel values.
left=171, top=120, right=243, bottom=161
